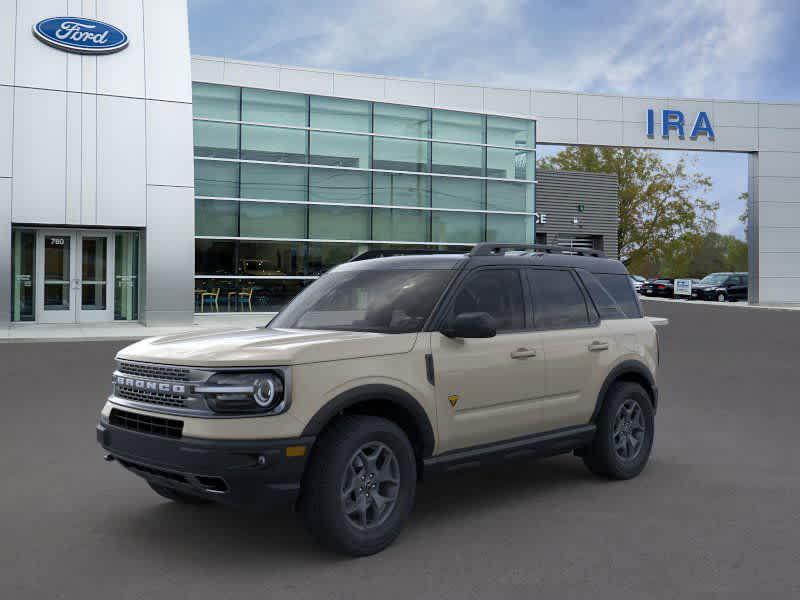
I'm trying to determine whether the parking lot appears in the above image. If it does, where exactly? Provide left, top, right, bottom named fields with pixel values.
left=2, top=299, right=800, bottom=599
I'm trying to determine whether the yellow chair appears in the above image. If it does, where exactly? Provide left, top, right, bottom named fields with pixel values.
left=200, top=288, right=220, bottom=312
left=237, top=287, right=254, bottom=312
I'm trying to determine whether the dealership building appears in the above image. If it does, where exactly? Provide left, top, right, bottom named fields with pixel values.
left=2, top=1, right=800, bottom=327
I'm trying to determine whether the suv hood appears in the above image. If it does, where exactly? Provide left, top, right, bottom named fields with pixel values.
left=116, top=327, right=418, bottom=368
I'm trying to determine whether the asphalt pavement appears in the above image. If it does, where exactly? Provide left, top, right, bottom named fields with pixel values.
left=2, top=300, right=799, bottom=599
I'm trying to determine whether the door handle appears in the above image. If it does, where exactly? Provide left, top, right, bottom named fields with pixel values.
left=510, top=348, right=537, bottom=359
left=588, top=341, right=609, bottom=352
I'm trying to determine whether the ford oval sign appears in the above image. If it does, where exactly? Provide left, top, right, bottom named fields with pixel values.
left=33, top=17, right=128, bottom=55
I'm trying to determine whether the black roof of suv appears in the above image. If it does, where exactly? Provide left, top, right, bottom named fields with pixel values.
left=342, top=243, right=629, bottom=276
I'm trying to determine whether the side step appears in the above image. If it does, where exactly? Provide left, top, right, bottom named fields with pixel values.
left=423, top=424, right=596, bottom=472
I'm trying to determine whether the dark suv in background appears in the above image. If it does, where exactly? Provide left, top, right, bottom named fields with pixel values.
left=691, top=272, right=749, bottom=302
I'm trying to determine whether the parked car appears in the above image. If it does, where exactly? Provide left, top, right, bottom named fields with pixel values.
left=630, top=275, right=646, bottom=292
left=97, top=243, right=662, bottom=556
left=640, top=279, right=674, bottom=298
left=691, top=272, right=749, bottom=302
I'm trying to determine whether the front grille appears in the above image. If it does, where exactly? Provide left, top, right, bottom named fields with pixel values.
left=118, top=361, right=191, bottom=382
left=109, top=408, right=183, bottom=439
left=116, top=387, right=188, bottom=408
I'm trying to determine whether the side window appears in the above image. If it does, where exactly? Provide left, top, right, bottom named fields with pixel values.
left=594, top=273, right=643, bottom=318
left=450, top=269, right=525, bottom=333
left=527, top=269, right=590, bottom=330
left=577, top=270, right=626, bottom=320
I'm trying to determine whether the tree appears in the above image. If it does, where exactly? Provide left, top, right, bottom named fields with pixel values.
left=537, top=147, right=718, bottom=271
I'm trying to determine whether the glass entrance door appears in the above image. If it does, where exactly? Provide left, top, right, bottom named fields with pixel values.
left=35, top=231, right=114, bottom=323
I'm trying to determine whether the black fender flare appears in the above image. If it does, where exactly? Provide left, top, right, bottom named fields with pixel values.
left=301, top=384, right=436, bottom=458
left=591, top=360, right=658, bottom=421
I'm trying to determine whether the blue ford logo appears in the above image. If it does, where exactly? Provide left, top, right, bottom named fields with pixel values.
left=33, top=17, right=128, bottom=54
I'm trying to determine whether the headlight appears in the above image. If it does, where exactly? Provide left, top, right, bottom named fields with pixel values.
left=714, top=287, right=727, bottom=291
left=196, top=372, right=287, bottom=415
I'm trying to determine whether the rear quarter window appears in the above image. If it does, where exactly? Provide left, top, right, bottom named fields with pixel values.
left=594, top=273, right=642, bottom=318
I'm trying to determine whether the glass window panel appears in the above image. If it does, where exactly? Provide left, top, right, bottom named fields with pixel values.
left=432, top=211, right=484, bottom=243
left=431, top=177, right=484, bottom=210
left=239, top=202, right=307, bottom=239
left=44, top=235, right=71, bottom=311
left=240, top=163, right=307, bottom=201
left=373, top=137, right=428, bottom=172
left=309, top=168, right=371, bottom=204
left=487, top=181, right=534, bottom=212
left=306, top=242, right=370, bottom=275
left=372, top=208, right=430, bottom=242
left=81, top=237, right=107, bottom=311
left=486, top=214, right=532, bottom=243
left=374, top=103, right=429, bottom=137
left=241, top=125, right=306, bottom=163
left=373, top=173, right=430, bottom=207
left=450, top=270, right=525, bottom=332
left=252, top=279, right=313, bottom=312
left=192, top=83, right=240, bottom=120
left=194, top=278, right=237, bottom=313
left=309, top=205, right=370, bottom=240
left=310, top=131, right=369, bottom=168
left=486, top=148, right=533, bottom=180
left=193, top=121, right=239, bottom=158
left=431, top=142, right=483, bottom=176
left=310, top=96, right=370, bottom=131
left=114, top=232, right=139, bottom=321
left=195, top=240, right=236, bottom=275
left=432, top=110, right=484, bottom=143
left=242, top=88, right=307, bottom=126
left=238, top=241, right=307, bottom=276
left=196, top=199, right=239, bottom=237
left=527, top=269, right=590, bottom=330
left=486, top=116, right=534, bottom=148
left=194, top=160, right=239, bottom=198
left=11, top=230, right=35, bottom=322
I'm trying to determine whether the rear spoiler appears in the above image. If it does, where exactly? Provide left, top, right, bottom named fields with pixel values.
left=646, top=316, right=669, bottom=327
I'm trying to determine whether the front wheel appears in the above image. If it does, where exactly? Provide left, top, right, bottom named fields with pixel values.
left=717, top=292, right=727, bottom=302
left=300, top=415, right=417, bottom=556
left=583, top=382, right=654, bottom=480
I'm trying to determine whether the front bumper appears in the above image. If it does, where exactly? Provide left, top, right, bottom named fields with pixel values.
left=97, top=419, right=315, bottom=509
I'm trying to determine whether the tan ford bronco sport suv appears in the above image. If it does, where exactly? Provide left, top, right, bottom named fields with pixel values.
left=97, top=243, right=661, bottom=556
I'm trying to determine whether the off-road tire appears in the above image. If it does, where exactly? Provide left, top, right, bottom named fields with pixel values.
left=301, top=415, right=417, bottom=556
left=583, top=381, right=654, bottom=480
left=148, top=481, right=210, bottom=504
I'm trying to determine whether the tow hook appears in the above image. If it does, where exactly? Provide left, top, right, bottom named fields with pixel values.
left=103, top=454, right=115, bottom=462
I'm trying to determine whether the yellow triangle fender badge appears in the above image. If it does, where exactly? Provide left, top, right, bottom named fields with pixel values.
left=448, top=394, right=459, bottom=407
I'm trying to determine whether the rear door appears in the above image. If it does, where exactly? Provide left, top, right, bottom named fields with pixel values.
left=525, top=268, right=613, bottom=429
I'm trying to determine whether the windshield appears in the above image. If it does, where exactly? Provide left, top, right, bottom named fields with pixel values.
left=699, top=273, right=729, bottom=285
left=270, top=269, right=454, bottom=333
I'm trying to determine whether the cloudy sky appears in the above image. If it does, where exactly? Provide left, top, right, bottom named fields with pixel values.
left=188, top=0, right=800, bottom=239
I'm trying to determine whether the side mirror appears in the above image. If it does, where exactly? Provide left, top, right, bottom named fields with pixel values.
left=442, top=312, right=497, bottom=339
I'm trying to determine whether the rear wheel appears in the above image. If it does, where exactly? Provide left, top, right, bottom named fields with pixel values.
left=583, top=382, right=654, bottom=479
left=148, top=481, right=210, bottom=504
left=301, top=415, right=416, bottom=556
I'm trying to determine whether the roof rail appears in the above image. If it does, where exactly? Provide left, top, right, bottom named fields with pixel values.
left=469, top=243, right=606, bottom=258
left=349, top=248, right=466, bottom=262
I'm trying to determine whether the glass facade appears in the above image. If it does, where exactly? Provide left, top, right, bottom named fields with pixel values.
left=192, top=82, right=536, bottom=312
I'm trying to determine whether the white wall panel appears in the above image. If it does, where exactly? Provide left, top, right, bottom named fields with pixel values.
left=757, top=152, right=800, bottom=178
left=11, top=87, right=66, bottom=223
left=96, top=0, right=145, bottom=98
left=713, top=126, right=757, bottom=152
left=0, top=85, right=12, bottom=178
left=96, top=95, right=146, bottom=225
left=759, top=202, right=800, bottom=228
left=533, top=91, right=577, bottom=119
left=758, top=226, right=800, bottom=251
left=65, top=92, right=82, bottom=223
left=578, top=119, right=623, bottom=146
left=757, top=177, right=800, bottom=204
left=191, top=57, right=225, bottom=83
left=385, top=78, right=435, bottom=107
left=758, top=277, right=800, bottom=304
left=224, top=61, right=279, bottom=89
left=279, top=67, right=334, bottom=95
left=143, top=0, right=191, bottom=102
left=435, top=82, right=483, bottom=112
left=536, top=117, right=577, bottom=145
left=713, top=101, right=757, bottom=128
left=0, top=177, right=11, bottom=324
left=80, top=92, right=97, bottom=224
left=759, top=128, right=800, bottom=153
left=621, top=97, right=655, bottom=123
left=146, top=100, right=193, bottom=187
left=0, top=0, right=15, bottom=85
left=14, top=0, right=69, bottom=90
left=578, top=95, right=622, bottom=121
left=333, top=73, right=384, bottom=101
left=484, top=87, right=530, bottom=117
left=759, top=103, right=800, bottom=129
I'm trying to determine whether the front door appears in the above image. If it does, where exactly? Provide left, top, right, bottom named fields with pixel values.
left=36, top=231, right=114, bottom=323
left=431, top=268, right=548, bottom=452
